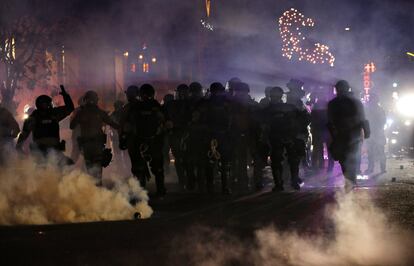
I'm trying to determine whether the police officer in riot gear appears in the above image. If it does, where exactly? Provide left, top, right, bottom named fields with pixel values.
left=0, top=105, right=20, bottom=164
left=231, top=82, right=258, bottom=192
left=120, top=85, right=146, bottom=184
left=186, top=82, right=209, bottom=192
left=203, top=82, right=233, bottom=194
left=121, top=84, right=166, bottom=196
left=16, top=85, right=74, bottom=164
left=189, top=82, right=203, bottom=100
left=365, top=93, right=386, bottom=174
left=328, top=80, right=370, bottom=188
left=119, top=85, right=140, bottom=151
left=310, top=92, right=334, bottom=171
left=70, top=90, right=119, bottom=181
left=263, top=87, right=307, bottom=191
left=226, top=77, right=241, bottom=101
left=252, top=87, right=273, bottom=190
left=164, top=84, right=191, bottom=190
left=286, top=79, right=312, bottom=173
left=259, top=87, right=272, bottom=108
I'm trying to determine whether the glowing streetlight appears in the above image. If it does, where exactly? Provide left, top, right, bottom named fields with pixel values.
left=123, top=51, right=129, bottom=57
left=138, top=54, right=143, bottom=60
left=392, top=82, right=398, bottom=88
left=151, top=57, right=157, bottom=63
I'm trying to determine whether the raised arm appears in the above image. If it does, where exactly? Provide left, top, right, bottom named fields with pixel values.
left=55, top=85, right=75, bottom=121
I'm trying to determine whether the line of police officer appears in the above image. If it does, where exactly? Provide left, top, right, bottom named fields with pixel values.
left=0, top=78, right=382, bottom=195
left=161, top=78, right=312, bottom=194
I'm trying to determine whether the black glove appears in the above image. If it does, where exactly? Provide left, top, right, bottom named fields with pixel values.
left=59, top=85, right=68, bottom=95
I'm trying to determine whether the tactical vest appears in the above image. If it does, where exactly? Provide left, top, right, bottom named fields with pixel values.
left=207, top=98, right=231, bottom=133
left=31, top=110, right=60, bottom=141
left=268, top=103, right=298, bottom=139
left=135, top=101, right=162, bottom=139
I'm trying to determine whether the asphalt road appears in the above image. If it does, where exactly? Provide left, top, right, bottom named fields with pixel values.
left=1, top=157, right=414, bottom=266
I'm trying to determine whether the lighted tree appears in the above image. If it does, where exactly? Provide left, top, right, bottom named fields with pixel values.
left=0, top=1, right=63, bottom=113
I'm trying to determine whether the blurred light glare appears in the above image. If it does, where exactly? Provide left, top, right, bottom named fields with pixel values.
left=345, top=27, right=350, bottom=31
left=392, top=91, right=399, bottom=100
left=151, top=57, right=157, bottom=63
left=23, top=104, right=31, bottom=113
left=392, top=82, right=398, bottom=88
left=356, top=175, right=369, bottom=180
left=138, top=54, right=143, bottom=60
left=397, top=94, right=414, bottom=117
left=391, top=139, right=397, bottom=144
left=405, top=120, right=411, bottom=126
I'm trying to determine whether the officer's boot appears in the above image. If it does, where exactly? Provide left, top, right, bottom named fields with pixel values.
left=271, top=162, right=284, bottom=192
left=253, top=157, right=265, bottom=191
left=186, top=163, right=196, bottom=191
left=221, top=163, right=232, bottom=195
left=206, top=161, right=215, bottom=194
left=290, top=161, right=302, bottom=191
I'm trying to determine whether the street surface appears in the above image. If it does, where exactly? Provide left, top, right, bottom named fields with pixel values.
left=1, top=157, right=414, bottom=266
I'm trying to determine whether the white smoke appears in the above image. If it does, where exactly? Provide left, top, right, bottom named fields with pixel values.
left=0, top=154, right=152, bottom=225
left=255, top=191, right=412, bottom=266
left=171, top=191, right=413, bottom=266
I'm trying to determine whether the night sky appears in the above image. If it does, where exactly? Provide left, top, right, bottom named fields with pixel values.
left=2, top=0, right=413, bottom=90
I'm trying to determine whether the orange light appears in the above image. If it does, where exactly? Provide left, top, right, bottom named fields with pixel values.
left=206, top=0, right=211, bottom=17
left=143, top=63, right=149, bottom=73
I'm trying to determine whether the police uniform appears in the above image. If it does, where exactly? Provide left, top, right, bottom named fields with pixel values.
left=202, top=88, right=233, bottom=194
left=185, top=96, right=209, bottom=192
left=16, top=89, right=74, bottom=165
left=70, top=100, right=119, bottom=180
left=310, top=98, right=334, bottom=171
left=230, top=92, right=258, bottom=192
left=163, top=97, right=191, bottom=189
left=122, top=96, right=166, bottom=195
left=328, top=84, right=369, bottom=184
left=264, top=100, right=305, bottom=190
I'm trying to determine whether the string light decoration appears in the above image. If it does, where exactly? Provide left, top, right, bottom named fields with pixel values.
left=200, top=19, right=214, bottom=31
left=278, top=8, right=335, bottom=67
left=200, top=0, right=214, bottom=31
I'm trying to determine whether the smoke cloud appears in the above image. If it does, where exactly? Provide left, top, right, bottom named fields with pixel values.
left=171, top=191, right=413, bottom=266
left=0, top=154, right=152, bottom=225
